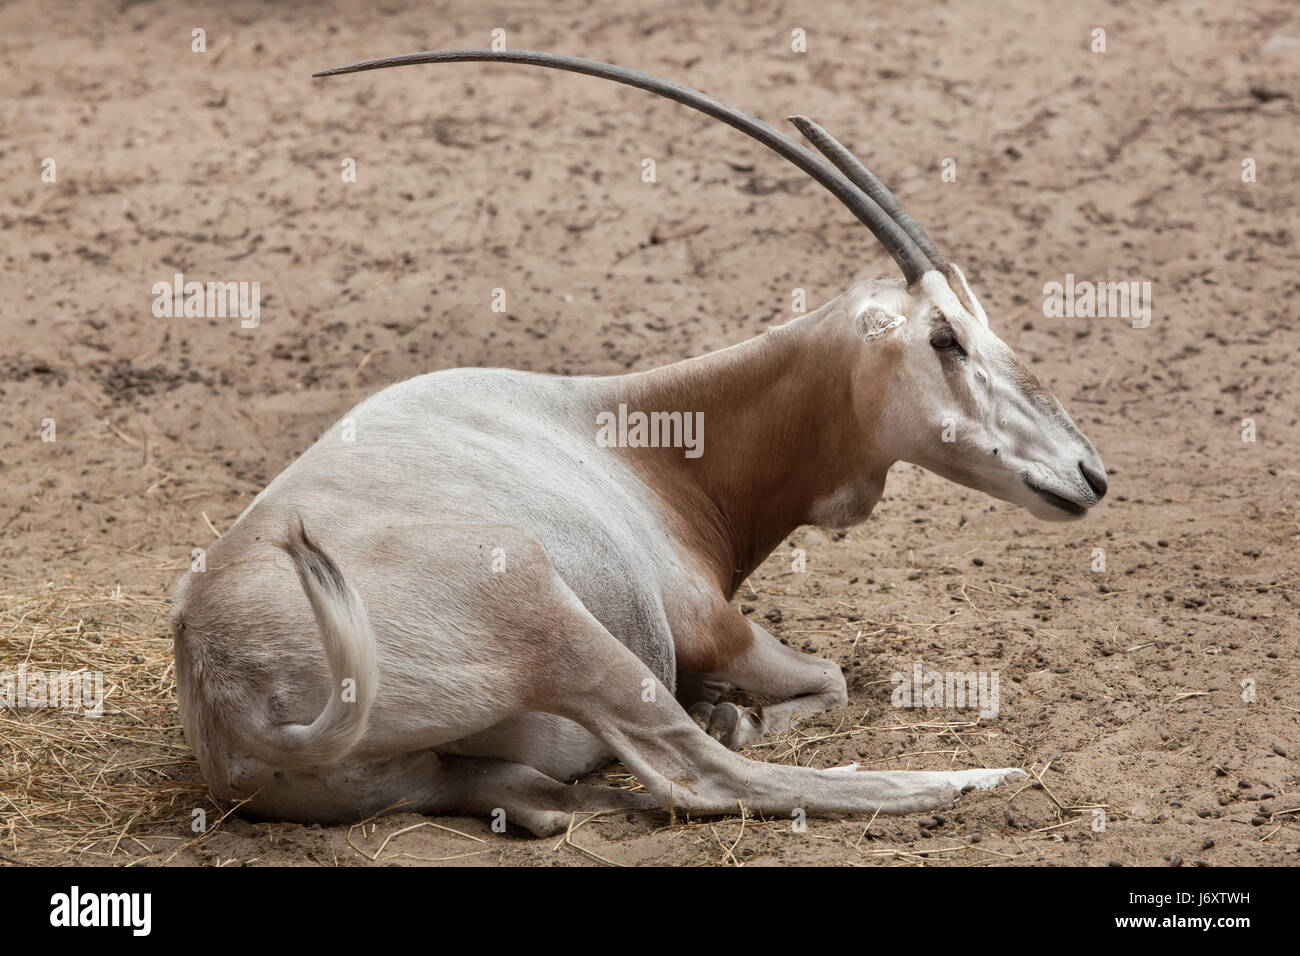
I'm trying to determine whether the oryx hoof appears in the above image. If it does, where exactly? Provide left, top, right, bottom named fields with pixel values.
left=687, top=701, right=762, bottom=750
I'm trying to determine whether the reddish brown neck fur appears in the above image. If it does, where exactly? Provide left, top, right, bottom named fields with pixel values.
left=610, top=307, right=892, bottom=596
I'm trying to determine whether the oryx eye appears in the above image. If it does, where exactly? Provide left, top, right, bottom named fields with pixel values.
left=930, top=328, right=959, bottom=350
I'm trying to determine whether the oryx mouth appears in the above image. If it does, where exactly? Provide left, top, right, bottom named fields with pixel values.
left=1022, top=477, right=1089, bottom=516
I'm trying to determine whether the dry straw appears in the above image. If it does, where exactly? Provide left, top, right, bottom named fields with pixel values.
left=0, top=582, right=208, bottom=865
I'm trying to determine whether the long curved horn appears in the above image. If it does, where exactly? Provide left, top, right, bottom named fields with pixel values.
left=788, top=114, right=989, bottom=315
left=787, top=115, right=947, bottom=271
left=314, top=49, right=934, bottom=284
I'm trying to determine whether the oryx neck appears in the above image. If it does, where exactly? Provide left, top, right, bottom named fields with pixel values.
left=605, top=310, right=889, bottom=595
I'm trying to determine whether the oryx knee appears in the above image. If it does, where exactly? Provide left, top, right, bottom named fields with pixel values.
left=820, top=660, right=849, bottom=709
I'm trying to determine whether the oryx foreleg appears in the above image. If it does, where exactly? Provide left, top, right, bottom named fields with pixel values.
left=686, top=618, right=848, bottom=750
left=543, top=602, right=1025, bottom=821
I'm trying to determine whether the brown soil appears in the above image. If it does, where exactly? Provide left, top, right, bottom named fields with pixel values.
left=1, top=0, right=1297, bottom=866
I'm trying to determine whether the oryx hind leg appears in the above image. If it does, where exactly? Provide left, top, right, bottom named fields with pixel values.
left=239, top=749, right=652, bottom=837
left=428, top=756, right=655, bottom=836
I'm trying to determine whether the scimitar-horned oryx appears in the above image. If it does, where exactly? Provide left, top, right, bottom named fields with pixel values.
left=170, top=50, right=1108, bottom=836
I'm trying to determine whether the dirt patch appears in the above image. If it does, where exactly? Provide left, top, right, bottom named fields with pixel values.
left=1, top=0, right=1297, bottom=866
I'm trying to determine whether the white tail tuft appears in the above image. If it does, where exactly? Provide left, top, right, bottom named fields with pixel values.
left=270, top=517, right=379, bottom=766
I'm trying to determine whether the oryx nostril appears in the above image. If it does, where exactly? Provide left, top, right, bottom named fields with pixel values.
left=1079, top=462, right=1108, bottom=499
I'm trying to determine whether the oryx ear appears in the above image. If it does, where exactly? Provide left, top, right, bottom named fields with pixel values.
left=857, top=306, right=908, bottom=340
left=945, top=263, right=988, bottom=327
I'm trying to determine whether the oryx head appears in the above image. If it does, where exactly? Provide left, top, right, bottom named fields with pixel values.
left=846, top=267, right=1108, bottom=521
left=314, top=49, right=1108, bottom=520
left=772, top=115, right=1107, bottom=520
left=769, top=119, right=1107, bottom=522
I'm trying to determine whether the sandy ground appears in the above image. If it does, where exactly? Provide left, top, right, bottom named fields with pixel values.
left=1, top=0, right=1297, bottom=866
